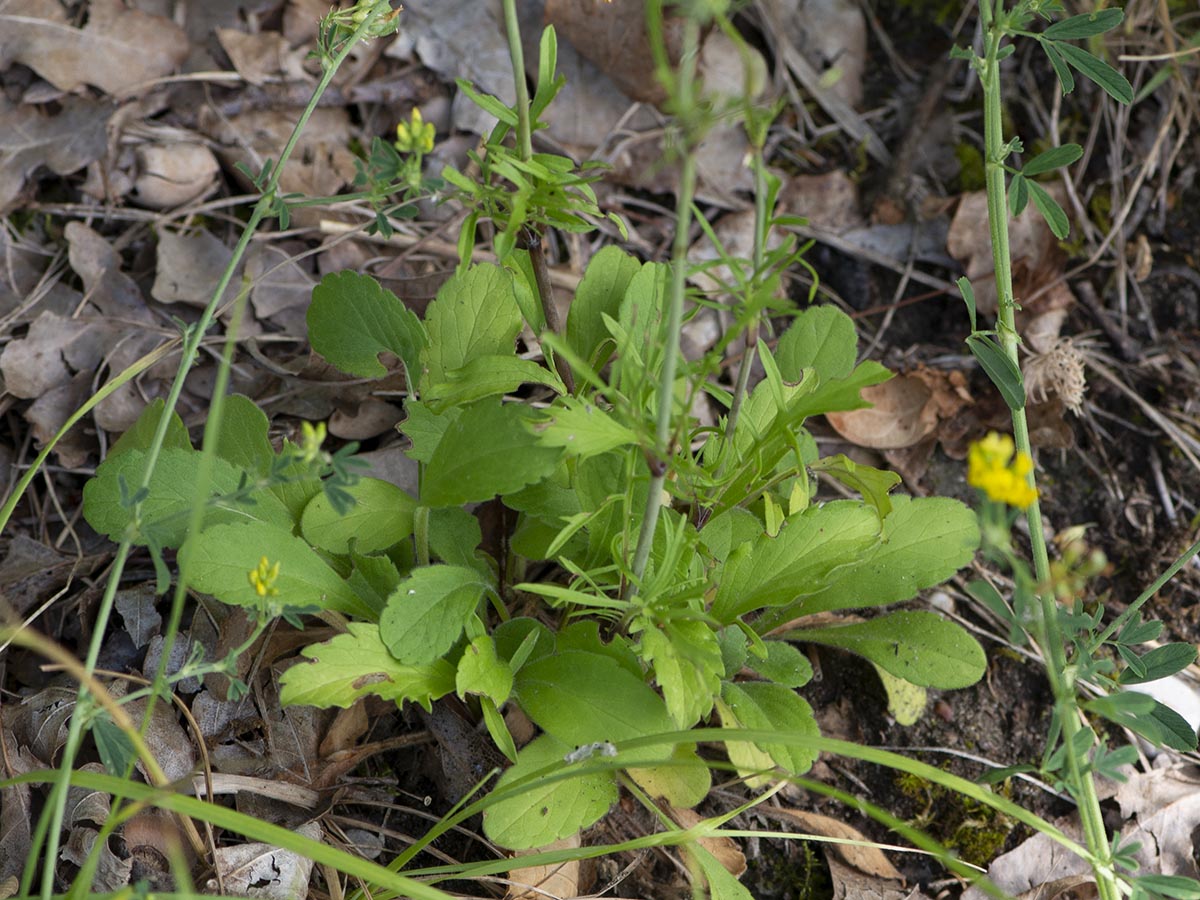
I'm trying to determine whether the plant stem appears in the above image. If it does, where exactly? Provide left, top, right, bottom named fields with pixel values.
left=629, top=13, right=701, bottom=590
left=723, top=149, right=771, bottom=468
left=978, top=4, right=1116, bottom=898
left=24, top=10, right=387, bottom=896
left=500, top=0, right=575, bottom=392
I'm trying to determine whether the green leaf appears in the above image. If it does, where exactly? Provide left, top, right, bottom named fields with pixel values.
left=1043, top=40, right=1075, bottom=94
left=872, top=663, right=927, bottom=725
left=535, top=396, right=641, bottom=458
left=699, top=508, right=763, bottom=564
left=640, top=620, right=723, bottom=728
left=1053, top=40, right=1134, bottom=105
left=785, top=611, right=985, bottom=689
left=421, top=400, right=562, bottom=506
left=687, top=844, right=755, bottom=900
left=625, top=743, right=712, bottom=808
left=279, top=622, right=454, bottom=711
left=776, top=305, right=857, bottom=382
left=515, top=650, right=675, bottom=749
left=213, top=394, right=274, bottom=475
left=956, top=277, right=977, bottom=335
left=1119, top=643, right=1198, bottom=685
left=1026, top=179, right=1071, bottom=240
left=745, top=641, right=813, bottom=688
left=966, top=334, right=1026, bottom=410
left=782, top=496, right=979, bottom=619
left=1022, top=143, right=1083, bottom=176
left=92, top=717, right=137, bottom=777
left=307, top=271, right=427, bottom=378
left=809, top=454, right=901, bottom=518
left=421, top=263, right=523, bottom=390
left=711, top=501, right=881, bottom=623
left=483, top=733, right=618, bottom=850
left=399, top=401, right=460, bottom=464
left=718, top=681, right=818, bottom=780
left=347, top=552, right=402, bottom=616
left=301, top=477, right=416, bottom=555
left=456, top=79, right=519, bottom=125
left=83, top=449, right=292, bottom=549
left=456, top=635, right=513, bottom=704
left=185, top=522, right=375, bottom=619
left=1086, top=692, right=1197, bottom=751
left=379, top=565, right=491, bottom=666
left=1008, top=172, right=1029, bottom=217
left=1135, top=875, right=1200, bottom=900
left=108, top=399, right=190, bottom=457
left=423, top=355, right=564, bottom=413
left=428, top=505, right=484, bottom=569
left=1043, top=9, right=1123, bottom=40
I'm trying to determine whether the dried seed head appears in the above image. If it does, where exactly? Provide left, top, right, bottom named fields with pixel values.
left=1025, top=337, right=1087, bottom=413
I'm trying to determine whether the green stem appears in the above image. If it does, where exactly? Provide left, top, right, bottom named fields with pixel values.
left=628, top=13, right=701, bottom=592
left=501, top=0, right=532, bottom=162
left=500, top=0, right=574, bottom=392
left=25, top=9, right=387, bottom=896
left=722, top=149, right=771, bottom=470
left=978, top=4, right=1116, bottom=898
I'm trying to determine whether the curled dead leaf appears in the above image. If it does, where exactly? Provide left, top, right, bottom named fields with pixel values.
left=506, top=833, right=583, bottom=900
left=826, top=375, right=938, bottom=450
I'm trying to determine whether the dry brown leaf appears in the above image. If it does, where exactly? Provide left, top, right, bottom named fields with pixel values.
left=826, top=375, right=939, bottom=450
left=774, top=808, right=904, bottom=880
left=0, top=97, right=109, bottom=214
left=218, top=26, right=309, bottom=86
left=0, top=311, right=83, bottom=398
left=328, top=397, right=404, bottom=440
left=210, top=821, right=321, bottom=898
left=783, top=171, right=865, bottom=234
left=246, top=243, right=317, bottom=320
left=546, top=0, right=682, bottom=106
left=947, top=189, right=1075, bottom=322
left=0, top=0, right=188, bottom=95
left=152, top=228, right=239, bottom=308
left=759, top=0, right=866, bottom=107
left=133, top=143, right=220, bottom=209
left=204, top=107, right=356, bottom=222
left=827, top=855, right=929, bottom=900
left=0, top=735, right=36, bottom=880
left=319, top=701, right=369, bottom=759
left=507, top=834, right=582, bottom=900
left=25, top=371, right=95, bottom=467
left=670, top=808, right=747, bottom=877
left=1015, top=875, right=1099, bottom=900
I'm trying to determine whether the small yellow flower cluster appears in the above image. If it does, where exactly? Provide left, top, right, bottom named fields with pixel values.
left=395, top=107, right=435, bottom=155
left=249, top=556, right=281, bottom=598
left=968, top=432, right=1038, bottom=509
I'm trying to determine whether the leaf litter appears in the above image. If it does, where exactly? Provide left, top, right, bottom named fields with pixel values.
left=1, top=1, right=1199, bottom=898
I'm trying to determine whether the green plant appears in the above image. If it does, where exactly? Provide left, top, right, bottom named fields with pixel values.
left=77, top=1, right=987, bottom=870
left=954, top=3, right=1200, bottom=898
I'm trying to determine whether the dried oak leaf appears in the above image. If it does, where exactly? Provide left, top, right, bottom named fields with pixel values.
left=0, top=96, right=109, bottom=213
left=0, top=0, right=188, bottom=95
left=826, top=374, right=939, bottom=450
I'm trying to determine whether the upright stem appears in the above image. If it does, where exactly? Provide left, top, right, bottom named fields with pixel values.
left=629, top=14, right=701, bottom=589
left=501, top=0, right=574, bottom=392
left=722, top=149, right=771, bottom=467
left=978, top=4, right=1115, bottom=898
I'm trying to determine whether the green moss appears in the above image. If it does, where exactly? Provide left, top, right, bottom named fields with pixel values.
left=956, top=143, right=986, bottom=192
left=892, top=767, right=1019, bottom=868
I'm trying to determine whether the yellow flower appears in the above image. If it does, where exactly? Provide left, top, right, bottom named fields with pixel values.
left=395, top=107, right=435, bottom=154
left=249, top=556, right=281, bottom=598
left=968, top=432, right=1038, bottom=509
